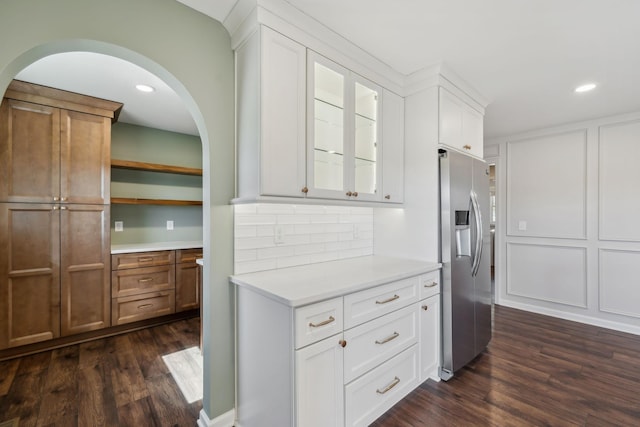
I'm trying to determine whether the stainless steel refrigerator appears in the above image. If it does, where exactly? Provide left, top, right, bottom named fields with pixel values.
left=438, top=148, right=492, bottom=380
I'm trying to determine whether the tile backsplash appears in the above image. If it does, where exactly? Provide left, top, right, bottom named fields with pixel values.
left=234, top=203, right=373, bottom=274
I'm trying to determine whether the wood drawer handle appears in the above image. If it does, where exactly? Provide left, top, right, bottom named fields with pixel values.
left=375, top=332, right=400, bottom=345
left=376, top=294, right=399, bottom=305
left=138, top=257, right=153, bottom=262
left=376, top=377, right=400, bottom=395
left=138, top=277, right=154, bottom=283
left=137, top=303, right=153, bottom=310
left=424, top=281, right=438, bottom=288
left=309, top=316, right=335, bottom=328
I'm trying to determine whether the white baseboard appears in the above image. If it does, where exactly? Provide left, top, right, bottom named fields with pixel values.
left=498, top=299, right=640, bottom=336
left=197, top=408, right=236, bottom=427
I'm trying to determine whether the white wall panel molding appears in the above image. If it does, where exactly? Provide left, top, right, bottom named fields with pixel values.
left=599, top=248, right=640, bottom=318
left=506, top=129, right=587, bottom=239
left=506, top=242, right=587, bottom=308
left=598, top=119, right=640, bottom=241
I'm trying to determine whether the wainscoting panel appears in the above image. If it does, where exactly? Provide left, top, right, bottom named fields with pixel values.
left=599, top=119, right=640, bottom=241
left=599, top=249, right=640, bottom=318
left=506, top=130, right=587, bottom=239
left=507, top=243, right=587, bottom=308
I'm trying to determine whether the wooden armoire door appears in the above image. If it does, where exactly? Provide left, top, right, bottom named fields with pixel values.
left=60, top=110, right=111, bottom=205
left=0, top=203, right=60, bottom=349
left=0, top=98, right=61, bottom=203
left=60, top=204, right=110, bottom=336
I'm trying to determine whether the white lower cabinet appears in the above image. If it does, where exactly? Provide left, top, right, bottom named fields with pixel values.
left=296, top=334, right=345, bottom=427
left=235, top=268, right=441, bottom=427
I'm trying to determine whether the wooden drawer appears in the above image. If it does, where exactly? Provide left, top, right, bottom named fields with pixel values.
left=345, top=345, right=419, bottom=427
left=419, top=271, right=440, bottom=300
left=343, top=304, right=418, bottom=383
left=176, top=248, right=203, bottom=264
left=111, top=265, right=175, bottom=297
left=294, top=297, right=343, bottom=349
left=344, top=277, right=419, bottom=329
left=111, top=251, right=174, bottom=270
left=112, top=290, right=175, bottom=325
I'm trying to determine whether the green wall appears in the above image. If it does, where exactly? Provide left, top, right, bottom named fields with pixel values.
left=111, top=123, right=204, bottom=245
left=0, top=0, right=235, bottom=421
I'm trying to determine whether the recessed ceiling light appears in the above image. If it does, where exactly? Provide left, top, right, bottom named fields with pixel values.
left=136, top=84, right=155, bottom=93
left=575, top=83, right=596, bottom=93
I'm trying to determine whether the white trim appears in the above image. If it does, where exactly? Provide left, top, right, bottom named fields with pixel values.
left=498, top=300, right=640, bottom=337
left=198, top=408, right=236, bottom=427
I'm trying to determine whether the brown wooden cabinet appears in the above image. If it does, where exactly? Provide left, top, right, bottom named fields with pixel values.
left=0, top=81, right=121, bottom=350
left=111, top=251, right=177, bottom=325
left=176, top=248, right=202, bottom=312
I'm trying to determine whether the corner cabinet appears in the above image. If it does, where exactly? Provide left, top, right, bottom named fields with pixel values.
left=235, top=25, right=404, bottom=204
left=0, top=80, right=121, bottom=349
left=438, top=87, right=484, bottom=159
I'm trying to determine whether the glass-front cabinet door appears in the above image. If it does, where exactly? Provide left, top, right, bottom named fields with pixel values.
left=307, top=51, right=382, bottom=201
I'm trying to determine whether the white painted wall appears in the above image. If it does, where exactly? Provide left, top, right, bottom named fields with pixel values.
left=487, top=111, right=640, bottom=334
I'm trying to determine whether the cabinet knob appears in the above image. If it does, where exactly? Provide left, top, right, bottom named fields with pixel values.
left=346, top=191, right=353, bottom=197
left=463, top=144, right=472, bottom=150
left=53, top=196, right=60, bottom=201
left=339, top=339, right=347, bottom=348
left=301, top=187, right=309, bottom=194
left=384, top=195, right=391, bottom=200
left=60, top=197, right=67, bottom=202
left=352, top=192, right=358, bottom=197
left=422, top=305, right=429, bottom=311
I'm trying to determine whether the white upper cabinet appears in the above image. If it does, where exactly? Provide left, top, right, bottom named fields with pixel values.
left=307, top=52, right=389, bottom=202
left=236, top=26, right=405, bottom=204
left=236, top=26, right=307, bottom=200
left=439, top=87, right=484, bottom=159
left=380, top=89, right=405, bottom=203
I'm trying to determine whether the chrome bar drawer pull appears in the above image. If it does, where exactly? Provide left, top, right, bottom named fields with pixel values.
left=137, top=303, right=153, bottom=310
left=375, top=332, right=399, bottom=345
left=424, top=281, right=438, bottom=288
left=376, top=377, right=400, bottom=395
left=138, top=257, right=153, bottom=262
left=138, top=277, right=154, bottom=283
left=375, top=294, right=399, bottom=305
left=309, top=316, right=335, bottom=328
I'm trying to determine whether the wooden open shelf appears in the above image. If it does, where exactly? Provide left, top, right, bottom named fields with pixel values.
left=111, top=198, right=203, bottom=206
left=111, top=159, right=203, bottom=176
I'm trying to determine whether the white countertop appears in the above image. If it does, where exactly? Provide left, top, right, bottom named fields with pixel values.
left=111, top=241, right=203, bottom=254
left=230, top=255, right=441, bottom=307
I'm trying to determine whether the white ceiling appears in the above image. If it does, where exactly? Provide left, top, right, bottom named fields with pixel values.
left=13, top=0, right=640, bottom=140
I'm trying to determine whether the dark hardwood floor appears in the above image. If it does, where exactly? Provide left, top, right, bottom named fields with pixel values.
left=372, top=305, right=640, bottom=426
left=3, top=307, right=640, bottom=427
left=0, top=317, right=201, bottom=427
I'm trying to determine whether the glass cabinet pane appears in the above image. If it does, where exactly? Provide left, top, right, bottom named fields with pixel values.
left=354, top=82, right=378, bottom=195
left=313, top=62, right=345, bottom=192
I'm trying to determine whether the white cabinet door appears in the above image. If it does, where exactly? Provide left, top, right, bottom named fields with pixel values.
left=439, top=87, right=483, bottom=159
left=296, top=334, right=345, bottom=427
left=261, top=26, right=307, bottom=197
left=380, top=89, right=404, bottom=203
left=307, top=51, right=383, bottom=202
left=419, top=294, right=440, bottom=382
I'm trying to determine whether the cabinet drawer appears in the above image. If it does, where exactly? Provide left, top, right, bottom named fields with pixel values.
left=112, top=290, right=175, bottom=325
left=345, top=345, right=419, bottom=427
left=111, top=265, right=175, bottom=297
left=419, top=271, right=440, bottom=300
left=344, top=277, right=419, bottom=329
left=344, top=304, right=417, bottom=383
left=111, top=251, right=174, bottom=270
left=295, top=297, right=343, bottom=349
left=176, top=248, right=203, bottom=264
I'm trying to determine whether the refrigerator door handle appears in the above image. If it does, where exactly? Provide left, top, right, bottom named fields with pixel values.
left=470, top=190, right=483, bottom=277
